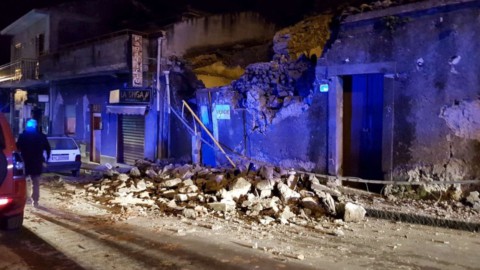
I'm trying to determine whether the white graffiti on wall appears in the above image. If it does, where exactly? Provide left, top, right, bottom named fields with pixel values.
left=132, top=34, right=143, bottom=87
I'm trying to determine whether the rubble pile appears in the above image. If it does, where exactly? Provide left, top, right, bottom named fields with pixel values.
left=273, top=15, right=332, bottom=61
left=227, top=57, right=313, bottom=132
left=198, top=15, right=329, bottom=133
left=83, top=161, right=367, bottom=224
left=386, top=159, right=477, bottom=199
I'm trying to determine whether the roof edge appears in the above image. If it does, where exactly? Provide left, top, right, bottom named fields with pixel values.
left=343, top=0, right=478, bottom=24
left=1, top=9, right=49, bottom=35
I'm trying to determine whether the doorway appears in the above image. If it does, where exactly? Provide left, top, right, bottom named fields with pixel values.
left=89, top=104, right=102, bottom=163
left=342, top=74, right=384, bottom=180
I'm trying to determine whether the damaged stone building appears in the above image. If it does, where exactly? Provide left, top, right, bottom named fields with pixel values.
left=0, top=0, right=277, bottom=165
left=196, top=0, right=480, bottom=183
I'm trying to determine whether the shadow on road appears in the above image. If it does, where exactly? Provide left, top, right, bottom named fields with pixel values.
left=0, top=226, right=85, bottom=269
left=30, top=207, right=315, bottom=270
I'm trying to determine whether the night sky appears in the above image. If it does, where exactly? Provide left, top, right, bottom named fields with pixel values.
left=0, top=0, right=365, bottom=64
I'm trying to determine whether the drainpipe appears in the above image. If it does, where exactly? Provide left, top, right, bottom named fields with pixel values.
left=155, top=36, right=164, bottom=161
left=164, top=70, right=171, bottom=158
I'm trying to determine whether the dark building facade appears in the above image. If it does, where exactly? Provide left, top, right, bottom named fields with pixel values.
left=0, top=1, right=277, bottom=166
left=196, top=0, right=480, bottom=183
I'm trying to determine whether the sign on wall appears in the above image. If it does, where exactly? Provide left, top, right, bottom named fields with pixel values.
left=109, top=89, right=151, bottom=104
left=215, top=104, right=230, bottom=120
left=131, top=34, right=143, bottom=87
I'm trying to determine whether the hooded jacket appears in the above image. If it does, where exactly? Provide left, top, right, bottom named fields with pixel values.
left=16, top=130, right=51, bottom=176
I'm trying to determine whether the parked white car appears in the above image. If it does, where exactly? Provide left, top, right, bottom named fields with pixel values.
left=44, top=137, right=82, bottom=176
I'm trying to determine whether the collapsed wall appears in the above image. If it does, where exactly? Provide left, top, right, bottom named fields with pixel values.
left=199, top=15, right=333, bottom=171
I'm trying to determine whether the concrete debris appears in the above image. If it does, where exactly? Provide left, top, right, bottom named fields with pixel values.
left=162, top=178, right=182, bottom=188
left=117, top=174, right=130, bottom=182
left=208, top=202, right=236, bottom=212
left=255, top=179, right=275, bottom=191
left=466, top=191, right=480, bottom=208
left=277, top=182, right=301, bottom=202
left=83, top=161, right=363, bottom=226
left=228, top=177, right=252, bottom=200
left=129, top=167, right=141, bottom=177
left=182, top=208, right=198, bottom=219
left=259, top=166, right=275, bottom=180
left=277, top=206, right=296, bottom=223
left=343, top=202, right=367, bottom=222
left=301, top=197, right=325, bottom=215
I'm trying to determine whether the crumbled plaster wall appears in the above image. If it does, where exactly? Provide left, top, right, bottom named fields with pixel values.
left=440, top=99, right=480, bottom=141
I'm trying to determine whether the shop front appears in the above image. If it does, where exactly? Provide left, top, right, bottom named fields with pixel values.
left=107, top=88, right=154, bottom=165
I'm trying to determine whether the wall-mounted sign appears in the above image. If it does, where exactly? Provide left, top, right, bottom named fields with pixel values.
left=131, top=34, right=143, bottom=87
left=215, top=104, right=230, bottom=120
left=319, top=83, right=329, bottom=93
left=109, top=89, right=151, bottom=104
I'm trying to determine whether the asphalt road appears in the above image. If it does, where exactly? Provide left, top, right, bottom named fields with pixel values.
left=1, top=174, right=479, bottom=270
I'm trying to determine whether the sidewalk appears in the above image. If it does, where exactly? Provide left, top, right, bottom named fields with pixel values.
left=80, top=159, right=133, bottom=174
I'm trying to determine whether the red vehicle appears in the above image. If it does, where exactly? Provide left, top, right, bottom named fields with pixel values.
left=0, top=113, right=26, bottom=230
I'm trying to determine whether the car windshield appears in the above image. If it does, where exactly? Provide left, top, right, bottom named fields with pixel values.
left=48, top=138, right=78, bottom=150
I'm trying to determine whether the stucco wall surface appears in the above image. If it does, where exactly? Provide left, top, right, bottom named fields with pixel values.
left=165, top=12, right=276, bottom=57
left=323, top=1, right=480, bottom=180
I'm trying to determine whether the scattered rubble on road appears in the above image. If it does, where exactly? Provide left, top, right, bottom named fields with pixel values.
left=44, top=160, right=480, bottom=229
left=79, top=161, right=368, bottom=226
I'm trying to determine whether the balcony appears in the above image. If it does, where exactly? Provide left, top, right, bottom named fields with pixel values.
left=0, top=58, right=43, bottom=88
left=40, top=30, right=146, bottom=80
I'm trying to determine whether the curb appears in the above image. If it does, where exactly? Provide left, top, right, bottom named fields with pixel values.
left=365, top=207, right=480, bottom=232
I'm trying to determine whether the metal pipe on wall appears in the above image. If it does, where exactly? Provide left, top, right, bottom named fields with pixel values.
left=164, top=70, right=171, bottom=158
left=155, top=36, right=164, bottom=161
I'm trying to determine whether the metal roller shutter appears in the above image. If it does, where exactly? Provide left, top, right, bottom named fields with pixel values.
left=121, top=115, right=145, bottom=165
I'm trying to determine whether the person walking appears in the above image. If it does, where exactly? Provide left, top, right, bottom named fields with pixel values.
left=16, top=119, right=51, bottom=208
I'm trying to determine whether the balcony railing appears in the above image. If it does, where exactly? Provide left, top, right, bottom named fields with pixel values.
left=0, top=59, right=39, bottom=83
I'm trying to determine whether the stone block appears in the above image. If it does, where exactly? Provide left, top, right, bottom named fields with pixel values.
left=256, top=179, right=275, bottom=191
left=117, top=174, right=130, bottom=182
left=277, top=182, right=300, bottom=202
left=161, top=178, right=182, bottom=188
left=228, top=177, right=252, bottom=199
left=129, top=167, right=141, bottom=177
left=208, top=201, right=236, bottom=212
left=344, top=202, right=366, bottom=222
left=175, top=194, right=189, bottom=202
left=466, top=191, right=480, bottom=206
